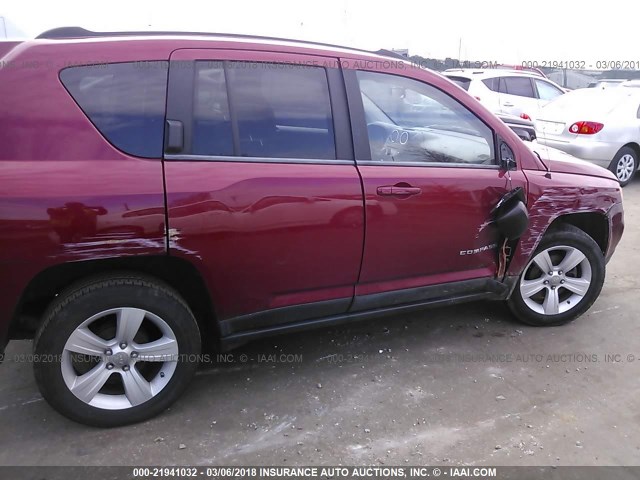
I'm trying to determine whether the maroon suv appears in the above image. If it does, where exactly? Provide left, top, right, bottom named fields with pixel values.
left=0, top=28, right=624, bottom=426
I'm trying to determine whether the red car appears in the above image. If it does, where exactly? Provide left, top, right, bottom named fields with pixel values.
left=0, top=28, right=624, bottom=426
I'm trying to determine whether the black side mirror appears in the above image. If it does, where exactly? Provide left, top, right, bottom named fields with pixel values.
left=499, top=141, right=517, bottom=171
left=492, top=187, right=529, bottom=240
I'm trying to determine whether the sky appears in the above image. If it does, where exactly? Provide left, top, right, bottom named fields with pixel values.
left=1, top=0, right=634, bottom=67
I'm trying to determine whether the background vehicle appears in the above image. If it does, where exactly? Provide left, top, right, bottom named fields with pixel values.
left=0, top=28, right=624, bottom=427
left=587, top=79, right=627, bottom=89
left=496, top=112, right=536, bottom=141
left=535, top=87, right=640, bottom=186
left=444, top=69, right=565, bottom=121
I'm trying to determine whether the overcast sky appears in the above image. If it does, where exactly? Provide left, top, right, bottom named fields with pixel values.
left=1, top=0, right=634, bottom=66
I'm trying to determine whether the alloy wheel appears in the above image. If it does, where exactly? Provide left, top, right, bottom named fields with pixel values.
left=519, top=246, right=592, bottom=316
left=616, top=154, right=636, bottom=182
left=60, top=307, right=179, bottom=410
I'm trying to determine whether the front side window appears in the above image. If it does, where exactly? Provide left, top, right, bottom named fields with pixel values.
left=535, top=79, right=564, bottom=101
left=60, top=62, right=168, bottom=158
left=357, top=70, right=495, bottom=165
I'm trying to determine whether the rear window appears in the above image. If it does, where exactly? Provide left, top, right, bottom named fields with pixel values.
left=60, top=62, right=169, bottom=158
left=445, top=76, right=471, bottom=91
left=544, top=88, right=635, bottom=116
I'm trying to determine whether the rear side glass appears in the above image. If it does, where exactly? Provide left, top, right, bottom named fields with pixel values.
left=60, top=62, right=168, bottom=158
left=482, top=77, right=499, bottom=92
left=226, top=62, right=336, bottom=159
left=502, top=77, right=535, bottom=98
left=446, top=76, right=471, bottom=91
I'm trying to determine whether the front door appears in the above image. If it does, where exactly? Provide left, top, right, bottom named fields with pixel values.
left=343, top=66, right=527, bottom=305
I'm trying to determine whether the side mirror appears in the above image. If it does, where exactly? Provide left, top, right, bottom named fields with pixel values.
left=492, top=187, right=529, bottom=240
left=499, top=141, right=517, bottom=171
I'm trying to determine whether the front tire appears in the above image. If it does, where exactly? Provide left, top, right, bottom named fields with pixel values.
left=609, top=146, right=637, bottom=187
left=508, top=225, right=605, bottom=326
left=33, top=273, right=201, bottom=427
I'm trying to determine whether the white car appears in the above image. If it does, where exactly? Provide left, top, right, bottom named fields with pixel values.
left=443, top=69, right=565, bottom=121
left=535, top=86, right=640, bottom=186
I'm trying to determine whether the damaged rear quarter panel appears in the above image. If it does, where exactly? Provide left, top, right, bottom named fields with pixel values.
left=507, top=169, right=622, bottom=276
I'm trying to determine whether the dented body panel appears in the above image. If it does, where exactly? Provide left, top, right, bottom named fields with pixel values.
left=0, top=34, right=625, bottom=354
left=508, top=169, right=623, bottom=275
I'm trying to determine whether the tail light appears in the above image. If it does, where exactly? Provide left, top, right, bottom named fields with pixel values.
left=520, top=113, right=531, bottom=120
left=569, top=121, right=604, bottom=134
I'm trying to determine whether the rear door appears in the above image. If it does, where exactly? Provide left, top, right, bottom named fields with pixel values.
left=498, top=76, right=539, bottom=119
left=164, top=49, right=364, bottom=330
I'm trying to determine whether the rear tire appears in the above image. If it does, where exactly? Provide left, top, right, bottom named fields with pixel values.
left=608, top=146, right=637, bottom=187
left=507, top=225, right=605, bottom=326
left=33, top=273, right=201, bottom=427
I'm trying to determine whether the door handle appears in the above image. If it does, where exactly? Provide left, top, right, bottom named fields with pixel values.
left=392, top=186, right=421, bottom=195
left=376, top=185, right=422, bottom=196
left=503, top=102, right=514, bottom=107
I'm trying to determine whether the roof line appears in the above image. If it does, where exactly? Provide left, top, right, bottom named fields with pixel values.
left=36, top=26, right=392, bottom=58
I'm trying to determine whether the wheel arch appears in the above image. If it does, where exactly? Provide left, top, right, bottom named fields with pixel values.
left=10, top=256, right=219, bottom=348
left=546, top=212, right=609, bottom=255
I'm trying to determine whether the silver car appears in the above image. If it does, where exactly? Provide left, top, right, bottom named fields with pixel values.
left=535, top=86, right=640, bottom=186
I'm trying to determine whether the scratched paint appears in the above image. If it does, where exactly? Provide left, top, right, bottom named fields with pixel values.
left=507, top=170, right=622, bottom=276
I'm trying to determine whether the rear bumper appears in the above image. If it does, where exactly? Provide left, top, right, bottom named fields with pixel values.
left=605, top=202, right=625, bottom=263
left=536, top=137, right=619, bottom=168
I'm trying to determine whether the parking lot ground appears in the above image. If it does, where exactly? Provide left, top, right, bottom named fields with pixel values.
left=1, top=181, right=639, bottom=467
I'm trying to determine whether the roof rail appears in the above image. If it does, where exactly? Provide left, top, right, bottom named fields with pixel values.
left=36, top=26, right=383, bottom=57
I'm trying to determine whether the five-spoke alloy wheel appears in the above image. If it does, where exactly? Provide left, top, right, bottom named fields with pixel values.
left=61, top=307, right=179, bottom=410
left=519, top=246, right=592, bottom=316
left=508, top=225, right=605, bottom=326
left=34, top=274, right=201, bottom=427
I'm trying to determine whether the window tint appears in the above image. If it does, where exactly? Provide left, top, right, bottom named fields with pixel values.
left=357, top=71, right=494, bottom=165
left=535, top=79, right=564, bottom=101
left=60, top=62, right=168, bottom=158
left=193, top=62, right=234, bottom=156
left=482, top=77, right=500, bottom=92
left=226, top=62, right=335, bottom=159
left=446, top=76, right=471, bottom=91
left=502, top=77, right=535, bottom=98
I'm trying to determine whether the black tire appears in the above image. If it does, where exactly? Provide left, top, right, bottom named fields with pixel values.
left=608, top=146, right=638, bottom=187
left=33, top=273, right=201, bottom=427
left=507, top=225, right=605, bottom=326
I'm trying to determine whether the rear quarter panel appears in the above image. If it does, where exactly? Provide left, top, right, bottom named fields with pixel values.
left=0, top=41, right=172, bottom=339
